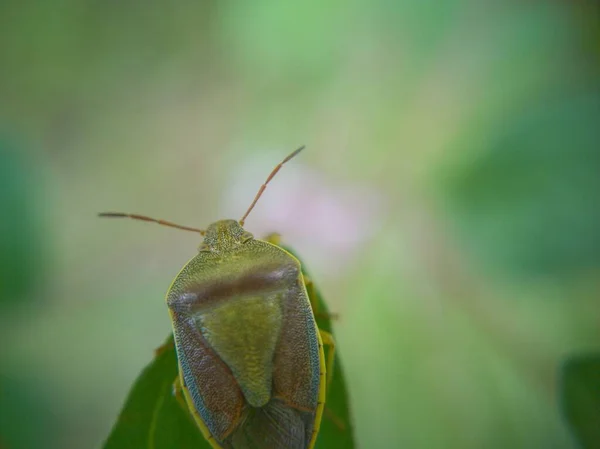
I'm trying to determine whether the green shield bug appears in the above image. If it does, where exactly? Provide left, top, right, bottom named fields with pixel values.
left=99, top=146, right=336, bottom=449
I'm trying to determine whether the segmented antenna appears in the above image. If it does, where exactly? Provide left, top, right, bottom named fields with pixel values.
left=98, top=212, right=206, bottom=235
left=239, top=145, right=305, bottom=227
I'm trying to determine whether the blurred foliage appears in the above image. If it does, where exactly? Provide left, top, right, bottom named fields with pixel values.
left=443, top=91, right=600, bottom=280
left=0, top=374, right=58, bottom=449
left=103, top=250, right=354, bottom=449
left=560, top=354, right=600, bottom=448
left=0, top=137, right=53, bottom=449
left=0, top=137, right=44, bottom=307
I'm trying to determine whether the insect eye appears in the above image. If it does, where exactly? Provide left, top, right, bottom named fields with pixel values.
left=198, top=242, right=210, bottom=252
left=241, top=231, right=253, bottom=243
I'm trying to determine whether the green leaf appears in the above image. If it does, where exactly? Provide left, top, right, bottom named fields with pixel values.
left=560, top=354, right=600, bottom=448
left=103, top=245, right=355, bottom=449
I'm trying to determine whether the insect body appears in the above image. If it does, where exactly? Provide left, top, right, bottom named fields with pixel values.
left=100, top=147, right=334, bottom=449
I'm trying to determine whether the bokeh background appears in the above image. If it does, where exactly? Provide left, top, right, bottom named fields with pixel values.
left=1, top=1, right=599, bottom=448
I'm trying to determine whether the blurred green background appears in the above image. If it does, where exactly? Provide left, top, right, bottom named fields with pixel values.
left=1, top=1, right=599, bottom=448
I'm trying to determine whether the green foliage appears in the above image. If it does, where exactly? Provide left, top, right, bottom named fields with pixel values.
left=560, top=354, right=600, bottom=448
left=0, top=137, right=55, bottom=449
left=102, top=246, right=354, bottom=449
left=0, top=137, right=43, bottom=307
left=0, top=374, right=57, bottom=449
left=442, top=91, right=600, bottom=280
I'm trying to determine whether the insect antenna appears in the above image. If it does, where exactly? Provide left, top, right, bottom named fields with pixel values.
left=239, top=145, right=305, bottom=226
left=98, top=212, right=206, bottom=235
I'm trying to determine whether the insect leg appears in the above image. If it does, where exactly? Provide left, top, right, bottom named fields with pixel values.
left=319, top=331, right=346, bottom=431
left=324, top=406, right=346, bottom=431
left=263, top=232, right=282, bottom=246
left=172, top=376, right=189, bottom=412
left=320, top=330, right=336, bottom=389
left=154, top=339, right=175, bottom=357
left=306, top=277, right=339, bottom=321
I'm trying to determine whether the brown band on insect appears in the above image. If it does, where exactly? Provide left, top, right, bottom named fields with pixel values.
left=98, top=212, right=206, bottom=235
left=238, top=145, right=305, bottom=227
